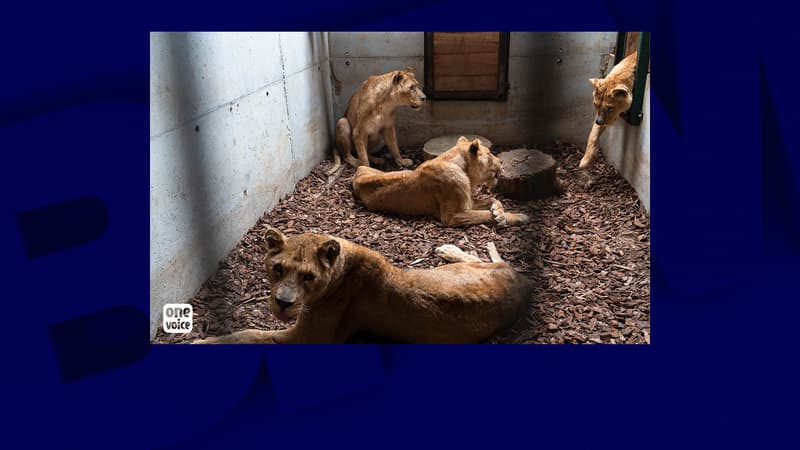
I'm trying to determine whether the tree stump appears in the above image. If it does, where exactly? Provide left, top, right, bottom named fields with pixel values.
left=423, top=134, right=492, bottom=160
left=495, top=148, right=560, bottom=200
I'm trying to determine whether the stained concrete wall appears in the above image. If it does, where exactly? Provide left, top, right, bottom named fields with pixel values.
left=329, top=32, right=617, bottom=146
left=600, top=75, right=651, bottom=213
left=149, top=32, right=332, bottom=340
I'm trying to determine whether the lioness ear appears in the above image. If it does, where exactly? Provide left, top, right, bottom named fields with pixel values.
left=457, top=135, right=469, bottom=144
left=612, top=84, right=630, bottom=98
left=318, top=239, right=340, bottom=268
left=393, top=70, right=404, bottom=85
left=469, top=139, right=481, bottom=155
left=589, top=78, right=602, bottom=89
left=263, top=227, right=286, bottom=254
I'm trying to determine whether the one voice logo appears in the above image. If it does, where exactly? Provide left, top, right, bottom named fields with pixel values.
left=163, top=304, right=193, bottom=333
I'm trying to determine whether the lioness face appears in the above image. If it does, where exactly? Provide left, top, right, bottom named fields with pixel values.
left=392, top=69, right=426, bottom=110
left=589, top=78, right=632, bottom=126
left=459, top=136, right=502, bottom=189
left=261, top=228, right=341, bottom=322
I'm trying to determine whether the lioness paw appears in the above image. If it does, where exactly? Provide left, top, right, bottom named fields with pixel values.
left=491, top=204, right=507, bottom=227
left=436, top=244, right=465, bottom=262
left=436, top=244, right=481, bottom=263
left=490, top=202, right=504, bottom=215
left=396, top=158, right=413, bottom=167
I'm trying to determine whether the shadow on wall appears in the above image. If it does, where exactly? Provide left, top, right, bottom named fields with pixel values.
left=311, top=32, right=335, bottom=148
left=164, top=33, right=230, bottom=326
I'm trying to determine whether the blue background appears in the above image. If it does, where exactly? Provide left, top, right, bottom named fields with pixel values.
left=1, top=0, right=797, bottom=447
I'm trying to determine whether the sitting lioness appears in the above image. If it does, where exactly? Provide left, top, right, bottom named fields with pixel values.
left=326, top=68, right=426, bottom=175
left=193, top=228, right=532, bottom=344
left=352, top=136, right=530, bottom=228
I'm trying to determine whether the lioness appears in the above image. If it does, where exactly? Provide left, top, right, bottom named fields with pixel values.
left=579, top=52, right=637, bottom=170
left=352, top=136, right=530, bottom=228
left=192, top=228, right=532, bottom=344
left=326, top=68, right=426, bottom=175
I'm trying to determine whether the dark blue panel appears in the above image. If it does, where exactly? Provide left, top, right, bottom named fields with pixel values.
left=0, top=0, right=797, bottom=448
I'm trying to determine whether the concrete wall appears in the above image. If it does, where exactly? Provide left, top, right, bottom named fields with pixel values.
left=600, top=75, right=651, bottom=213
left=329, top=32, right=617, bottom=146
left=149, top=32, right=332, bottom=340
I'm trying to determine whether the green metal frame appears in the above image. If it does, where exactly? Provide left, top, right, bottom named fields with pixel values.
left=614, top=32, right=628, bottom=65
left=614, top=31, right=650, bottom=126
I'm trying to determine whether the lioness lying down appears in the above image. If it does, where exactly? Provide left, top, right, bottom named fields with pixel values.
left=353, top=136, right=530, bottom=228
left=193, top=228, right=532, bottom=344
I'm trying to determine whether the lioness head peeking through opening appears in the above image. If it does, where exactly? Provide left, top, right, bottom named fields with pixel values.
left=580, top=51, right=637, bottom=172
left=262, top=228, right=340, bottom=322
left=589, top=78, right=632, bottom=126
left=392, top=68, right=426, bottom=110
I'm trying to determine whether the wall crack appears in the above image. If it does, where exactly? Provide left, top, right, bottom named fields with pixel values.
left=277, top=33, right=298, bottom=186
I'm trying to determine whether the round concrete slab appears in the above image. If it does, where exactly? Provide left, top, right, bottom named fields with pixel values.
left=423, top=134, right=493, bottom=160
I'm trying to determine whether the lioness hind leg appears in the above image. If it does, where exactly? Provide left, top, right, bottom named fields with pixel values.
left=435, top=244, right=482, bottom=263
left=326, top=150, right=342, bottom=176
left=334, top=118, right=361, bottom=170
left=192, top=329, right=279, bottom=344
left=436, top=242, right=505, bottom=263
left=352, top=165, right=385, bottom=195
left=486, top=242, right=503, bottom=263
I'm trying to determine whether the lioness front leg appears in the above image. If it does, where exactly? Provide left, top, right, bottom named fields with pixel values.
left=579, top=122, right=606, bottom=170
left=352, top=129, right=371, bottom=167
left=368, top=155, right=386, bottom=165
left=441, top=209, right=497, bottom=227
left=474, top=198, right=530, bottom=228
left=472, top=197, right=505, bottom=226
left=501, top=211, right=530, bottom=226
left=491, top=200, right=530, bottom=227
left=382, top=126, right=413, bottom=167
left=471, top=196, right=498, bottom=209
left=192, top=328, right=294, bottom=344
